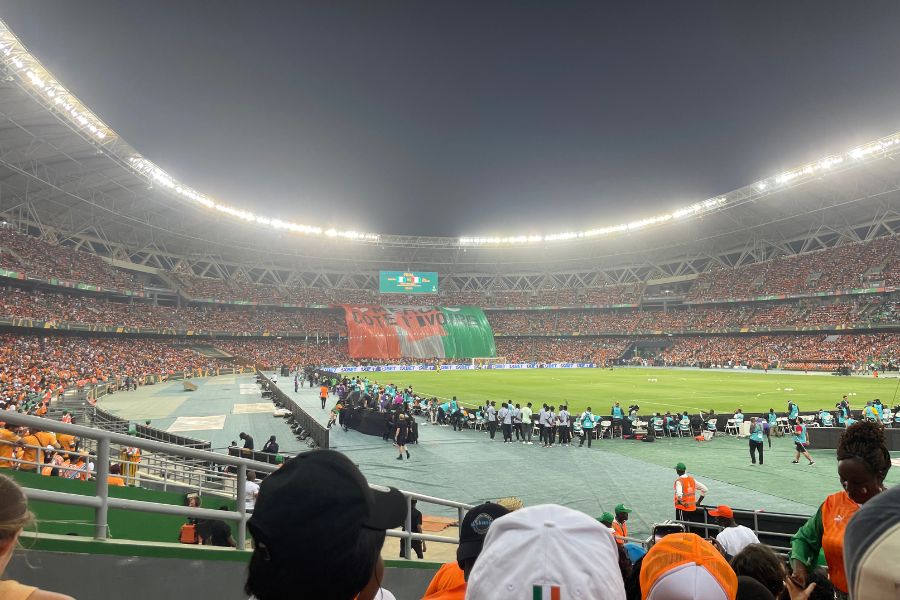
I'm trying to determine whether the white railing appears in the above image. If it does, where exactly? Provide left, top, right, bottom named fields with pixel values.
left=0, top=411, right=472, bottom=556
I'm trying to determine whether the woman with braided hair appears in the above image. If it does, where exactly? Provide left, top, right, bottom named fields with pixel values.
left=788, top=421, right=891, bottom=599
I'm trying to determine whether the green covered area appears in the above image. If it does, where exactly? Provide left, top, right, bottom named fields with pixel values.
left=386, top=368, right=896, bottom=414
left=6, top=470, right=234, bottom=542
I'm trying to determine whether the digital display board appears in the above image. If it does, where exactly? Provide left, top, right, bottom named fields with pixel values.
left=379, top=271, right=438, bottom=294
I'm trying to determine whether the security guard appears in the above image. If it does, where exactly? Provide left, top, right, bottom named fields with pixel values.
left=611, top=503, right=631, bottom=545
left=674, top=462, right=708, bottom=519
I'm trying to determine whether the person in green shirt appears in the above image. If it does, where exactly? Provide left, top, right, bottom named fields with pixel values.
left=788, top=422, right=891, bottom=596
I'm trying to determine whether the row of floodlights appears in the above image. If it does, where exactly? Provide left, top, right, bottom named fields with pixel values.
left=1, top=19, right=898, bottom=246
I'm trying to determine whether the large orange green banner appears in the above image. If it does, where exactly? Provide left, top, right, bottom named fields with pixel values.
left=341, top=305, right=496, bottom=360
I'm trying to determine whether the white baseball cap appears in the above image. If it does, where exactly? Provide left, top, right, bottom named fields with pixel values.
left=465, top=504, right=625, bottom=600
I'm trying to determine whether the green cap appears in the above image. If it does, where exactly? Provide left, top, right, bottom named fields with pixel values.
left=598, top=512, right=615, bottom=525
left=614, top=503, right=632, bottom=514
left=676, top=462, right=687, bottom=471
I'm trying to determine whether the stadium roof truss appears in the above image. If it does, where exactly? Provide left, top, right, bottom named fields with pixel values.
left=0, top=18, right=899, bottom=293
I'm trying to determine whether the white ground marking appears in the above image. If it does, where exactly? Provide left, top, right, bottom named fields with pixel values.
left=232, top=402, right=276, bottom=414
left=167, top=415, right=227, bottom=432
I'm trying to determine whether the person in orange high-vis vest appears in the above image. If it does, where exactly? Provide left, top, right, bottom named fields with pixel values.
left=611, top=503, right=632, bottom=545
left=789, top=422, right=890, bottom=596
left=674, top=462, right=708, bottom=519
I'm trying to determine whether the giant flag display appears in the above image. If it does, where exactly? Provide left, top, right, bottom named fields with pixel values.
left=341, top=305, right=496, bottom=360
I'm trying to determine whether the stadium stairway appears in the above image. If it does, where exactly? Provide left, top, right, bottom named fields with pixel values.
left=190, top=345, right=234, bottom=359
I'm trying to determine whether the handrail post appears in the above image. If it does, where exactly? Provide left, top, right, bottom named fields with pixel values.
left=237, top=464, right=247, bottom=550
left=95, top=438, right=110, bottom=540
left=403, top=495, right=412, bottom=559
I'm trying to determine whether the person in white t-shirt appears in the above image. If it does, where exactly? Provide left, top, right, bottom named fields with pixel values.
left=708, top=505, right=759, bottom=558
left=244, top=470, right=260, bottom=513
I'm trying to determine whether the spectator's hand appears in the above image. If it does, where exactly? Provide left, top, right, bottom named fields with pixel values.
left=788, top=562, right=808, bottom=589
left=784, top=577, right=815, bottom=600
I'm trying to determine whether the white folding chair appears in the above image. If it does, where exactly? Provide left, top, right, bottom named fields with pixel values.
left=678, top=418, right=691, bottom=437
left=724, top=418, right=739, bottom=436
left=599, top=420, right=612, bottom=439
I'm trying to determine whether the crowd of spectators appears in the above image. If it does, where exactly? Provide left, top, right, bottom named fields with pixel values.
left=3, top=227, right=900, bottom=310
left=655, top=334, right=900, bottom=370
left=211, top=339, right=351, bottom=369
left=487, top=298, right=895, bottom=335
left=688, top=236, right=899, bottom=302
left=0, top=228, right=139, bottom=291
left=0, top=287, right=346, bottom=334
left=8, top=285, right=894, bottom=336
left=494, top=337, right=629, bottom=364
left=0, top=334, right=220, bottom=411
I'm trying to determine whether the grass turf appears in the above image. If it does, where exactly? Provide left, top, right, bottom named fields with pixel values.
left=380, top=368, right=900, bottom=415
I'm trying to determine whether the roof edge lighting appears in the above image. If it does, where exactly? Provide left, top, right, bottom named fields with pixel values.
left=1, top=18, right=898, bottom=247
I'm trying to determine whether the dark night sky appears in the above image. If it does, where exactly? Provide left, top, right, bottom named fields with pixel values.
left=1, top=1, right=899, bottom=237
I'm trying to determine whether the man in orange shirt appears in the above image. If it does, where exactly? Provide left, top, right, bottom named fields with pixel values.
left=34, top=430, right=61, bottom=453
left=18, top=428, right=42, bottom=472
left=320, top=384, right=329, bottom=409
left=57, top=433, right=77, bottom=453
left=107, top=463, right=126, bottom=487
left=0, top=421, right=22, bottom=469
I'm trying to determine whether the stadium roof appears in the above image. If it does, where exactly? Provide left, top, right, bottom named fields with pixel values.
left=0, top=17, right=898, bottom=286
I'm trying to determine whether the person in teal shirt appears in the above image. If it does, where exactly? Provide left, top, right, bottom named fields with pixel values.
left=749, top=417, right=765, bottom=465
left=788, top=401, right=799, bottom=421
left=579, top=407, right=595, bottom=448
left=611, top=402, right=624, bottom=420
left=863, top=402, right=878, bottom=422
left=791, top=419, right=815, bottom=465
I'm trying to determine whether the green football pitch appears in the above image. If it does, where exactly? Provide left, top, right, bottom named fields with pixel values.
left=382, top=368, right=900, bottom=415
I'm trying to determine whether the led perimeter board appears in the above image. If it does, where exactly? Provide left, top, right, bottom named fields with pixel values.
left=379, top=271, right=438, bottom=294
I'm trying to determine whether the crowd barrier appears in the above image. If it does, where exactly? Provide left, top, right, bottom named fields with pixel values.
left=135, top=424, right=211, bottom=450
left=808, top=426, right=900, bottom=450
left=330, top=362, right=597, bottom=372
left=676, top=505, right=809, bottom=554
left=257, top=371, right=330, bottom=449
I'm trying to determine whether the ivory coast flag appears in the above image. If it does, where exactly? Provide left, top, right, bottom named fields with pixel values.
left=341, top=305, right=496, bottom=359
left=533, top=585, right=561, bottom=600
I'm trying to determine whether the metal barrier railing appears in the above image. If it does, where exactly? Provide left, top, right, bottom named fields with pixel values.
left=257, top=371, right=329, bottom=449
left=0, top=410, right=472, bottom=556
left=672, top=505, right=808, bottom=554
left=0, top=411, right=277, bottom=549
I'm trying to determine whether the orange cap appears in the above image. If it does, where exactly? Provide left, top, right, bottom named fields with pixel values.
left=640, top=533, right=737, bottom=600
left=708, top=505, right=734, bottom=519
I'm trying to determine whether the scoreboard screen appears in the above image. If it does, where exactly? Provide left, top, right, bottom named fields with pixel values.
left=379, top=271, right=438, bottom=294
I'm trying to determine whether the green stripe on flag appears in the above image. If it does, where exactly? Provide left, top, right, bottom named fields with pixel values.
left=439, top=306, right=496, bottom=358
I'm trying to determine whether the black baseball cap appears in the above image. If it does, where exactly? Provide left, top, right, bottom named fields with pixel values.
left=457, top=502, right=510, bottom=563
left=247, top=450, right=406, bottom=563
